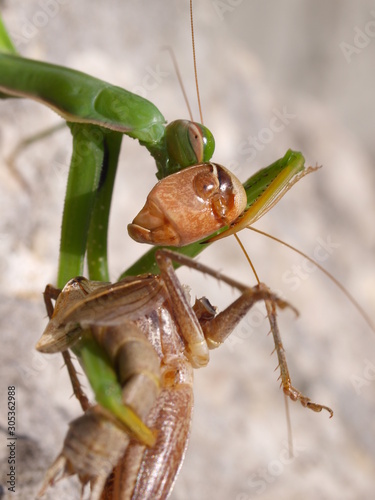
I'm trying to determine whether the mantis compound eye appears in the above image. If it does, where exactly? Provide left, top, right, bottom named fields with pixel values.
left=165, top=120, right=215, bottom=168
left=128, top=163, right=247, bottom=247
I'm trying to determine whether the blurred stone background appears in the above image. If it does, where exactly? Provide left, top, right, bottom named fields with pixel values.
left=0, top=1, right=374, bottom=499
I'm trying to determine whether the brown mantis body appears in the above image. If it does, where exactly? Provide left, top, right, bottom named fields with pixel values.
left=36, top=249, right=332, bottom=499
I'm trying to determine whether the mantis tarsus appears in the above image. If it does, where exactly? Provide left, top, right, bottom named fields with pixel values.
left=1, top=0, right=374, bottom=500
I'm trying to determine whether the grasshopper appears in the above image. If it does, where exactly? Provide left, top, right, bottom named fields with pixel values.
left=36, top=249, right=331, bottom=499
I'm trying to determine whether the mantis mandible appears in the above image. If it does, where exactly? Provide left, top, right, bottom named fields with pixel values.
left=1, top=0, right=374, bottom=500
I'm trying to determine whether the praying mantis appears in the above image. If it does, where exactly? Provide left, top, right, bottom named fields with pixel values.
left=0, top=0, right=375, bottom=500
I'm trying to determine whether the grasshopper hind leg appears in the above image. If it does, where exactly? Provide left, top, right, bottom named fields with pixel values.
left=43, top=283, right=90, bottom=411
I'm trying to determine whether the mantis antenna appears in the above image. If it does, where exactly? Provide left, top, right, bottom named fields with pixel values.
left=164, top=46, right=194, bottom=122
left=164, top=0, right=202, bottom=124
left=190, top=0, right=204, bottom=125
